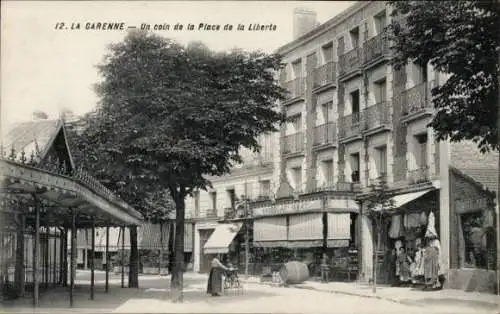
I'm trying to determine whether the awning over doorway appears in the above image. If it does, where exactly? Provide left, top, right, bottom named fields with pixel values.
left=203, top=223, right=242, bottom=254
left=391, top=189, right=433, bottom=208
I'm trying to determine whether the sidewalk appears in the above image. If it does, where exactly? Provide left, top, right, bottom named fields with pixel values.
left=242, top=276, right=500, bottom=310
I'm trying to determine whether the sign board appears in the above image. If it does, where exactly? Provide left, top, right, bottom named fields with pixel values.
left=252, top=199, right=322, bottom=217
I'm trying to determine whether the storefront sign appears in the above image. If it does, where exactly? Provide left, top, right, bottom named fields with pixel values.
left=252, top=199, right=322, bottom=217
left=456, top=197, right=491, bottom=214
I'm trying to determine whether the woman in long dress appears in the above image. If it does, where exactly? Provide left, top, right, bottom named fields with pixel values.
left=207, top=255, right=229, bottom=296
left=423, top=237, right=441, bottom=290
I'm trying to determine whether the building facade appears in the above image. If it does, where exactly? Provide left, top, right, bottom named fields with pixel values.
left=186, top=1, right=498, bottom=292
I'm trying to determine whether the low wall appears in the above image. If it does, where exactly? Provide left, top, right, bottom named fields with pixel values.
left=447, top=268, right=497, bottom=293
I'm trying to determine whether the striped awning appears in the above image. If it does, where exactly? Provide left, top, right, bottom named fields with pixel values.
left=327, top=213, right=351, bottom=240
left=253, top=216, right=287, bottom=242
left=253, top=241, right=289, bottom=248
left=288, top=213, right=323, bottom=241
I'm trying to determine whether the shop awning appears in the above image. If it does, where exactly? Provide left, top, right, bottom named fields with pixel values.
left=288, top=213, right=323, bottom=241
left=253, top=216, right=287, bottom=242
left=203, top=223, right=242, bottom=254
left=327, top=213, right=351, bottom=240
left=391, top=189, right=433, bottom=208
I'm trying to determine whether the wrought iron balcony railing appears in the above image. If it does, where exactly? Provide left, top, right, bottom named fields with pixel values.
left=401, top=80, right=435, bottom=116
left=338, top=48, right=363, bottom=76
left=313, top=122, right=337, bottom=147
left=313, top=180, right=336, bottom=192
left=281, top=132, right=304, bottom=155
left=407, top=166, right=430, bottom=184
left=256, top=194, right=271, bottom=202
left=313, top=62, right=337, bottom=89
left=284, top=77, right=305, bottom=101
left=364, top=32, right=389, bottom=64
left=339, top=112, right=363, bottom=139
left=364, top=101, right=392, bottom=130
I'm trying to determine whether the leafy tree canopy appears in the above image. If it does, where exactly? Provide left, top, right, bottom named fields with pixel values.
left=88, top=30, right=286, bottom=204
left=388, top=0, right=500, bottom=152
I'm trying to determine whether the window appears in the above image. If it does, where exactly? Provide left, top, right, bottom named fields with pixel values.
left=291, top=167, right=302, bottom=192
left=292, top=59, right=303, bottom=78
left=461, top=211, right=496, bottom=270
left=193, top=190, right=200, bottom=217
left=375, top=146, right=387, bottom=178
left=322, top=43, right=334, bottom=63
left=350, top=153, right=360, bottom=182
left=322, top=159, right=334, bottom=187
left=415, top=133, right=428, bottom=168
left=351, top=90, right=360, bottom=113
left=374, top=78, right=387, bottom=103
left=350, top=90, right=360, bottom=124
left=209, top=191, right=217, bottom=215
left=337, top=36, right=345, bottom=56
left=375, top=10, right=387, bottom=34
left=227, top=189, right=236, bottom=209
left=321, top=102, right=333, bottom=123
left=289, top=115, right=302, bottom=133
left=350, top=27, right=360, bottom=49
left=259, top=180, right=271, bottom=199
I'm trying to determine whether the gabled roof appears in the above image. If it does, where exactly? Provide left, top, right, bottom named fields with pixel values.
left=2, top=119, right=74, bottom=167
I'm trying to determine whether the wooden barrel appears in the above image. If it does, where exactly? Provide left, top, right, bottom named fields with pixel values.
left=279, top=261, right=309, bottom=284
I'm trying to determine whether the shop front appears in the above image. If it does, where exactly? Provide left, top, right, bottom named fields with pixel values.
left=201, top=222, right=242, bottom=271
left=448, top=172, right=497, bottom=292
left=362, top=188, right=441, bottom=286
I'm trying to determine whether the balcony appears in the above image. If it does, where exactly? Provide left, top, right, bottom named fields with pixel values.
left=206, top=210, right=218, bottom=218
left=363, top=101, right=392, bottom=136
left=313, top=122, right=337, bottom=149
left=313, top=62, right=337, bottom=91
left=256, top=194, right=271, bottom=202
left=369, top=173, right=388, bottom=187
left=339, top=112, right=363, bottom=143
left=338, top=48, right=363, bottom=80
left=281, top=132, right=304, bottom=156
left=407, top=166, right=431, bottom=185
left=313, top=180, right=336, bottom=193
left=400, top=81, right=435, bottom=124
left=363, top=32, right=390, bottom=68
left=283, top=77, right=305, bottom=103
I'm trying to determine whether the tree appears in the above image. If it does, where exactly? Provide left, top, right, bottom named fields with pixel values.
left=387, top=0, right=499, bottom=153
left=365, top=177, right=395, bottom=293
left=387, top=0, right=500, bottom=293
left=77, top=30, right=286, bottom=302
left=65, top=111, right=176, bottom=289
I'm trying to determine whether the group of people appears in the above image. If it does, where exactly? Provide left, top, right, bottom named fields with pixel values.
left=393, top=212, right=445, bottom=291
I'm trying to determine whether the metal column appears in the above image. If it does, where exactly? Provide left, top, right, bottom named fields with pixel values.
left=33, top=198, right=40, bottom=307
left=121, top=226, right=125, bottom=288
left=70, top=209, right=76, bottom=307
left=105, top=226, right=109, bottom=292
left=90, top=218, right=95, bottom=300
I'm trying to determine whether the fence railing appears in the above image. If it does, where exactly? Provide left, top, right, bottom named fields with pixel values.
left=364, top=101, right=392, bottom=130
left=364, top=32, right=389, bottom=64
left=407, top=166, right=430, bottom=184
left=313, top=122, right=337, bottom=146
left=313, top=62, right=336, bottom=89
left=281, top=132, right=304, bottom=155
left=339, top=48, right=363, bottom=75
left=284, top=77, right=305, bottom=101
left=402, top=80, right=435, bottom=116
left=339, top=112, right=362, bottom=139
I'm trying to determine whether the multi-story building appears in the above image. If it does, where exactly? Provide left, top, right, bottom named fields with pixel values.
left=187, top=2, right=498, bottom=293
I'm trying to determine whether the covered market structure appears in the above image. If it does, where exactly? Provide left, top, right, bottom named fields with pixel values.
left=0, top=118, right=143, bottom=307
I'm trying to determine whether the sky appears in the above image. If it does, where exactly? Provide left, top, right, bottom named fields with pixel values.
left=1, top=0, right=355, bottom=132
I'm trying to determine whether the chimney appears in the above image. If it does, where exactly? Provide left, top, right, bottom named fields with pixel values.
left=293, top=8, right=318, bottom=40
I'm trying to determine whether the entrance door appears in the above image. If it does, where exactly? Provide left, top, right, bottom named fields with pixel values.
left=199, top=229, right=215, bottom=273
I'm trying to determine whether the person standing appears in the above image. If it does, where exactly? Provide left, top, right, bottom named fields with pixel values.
left=207, top=255, right=229, bottom=297
left=320, top=253, right=330, bottom=283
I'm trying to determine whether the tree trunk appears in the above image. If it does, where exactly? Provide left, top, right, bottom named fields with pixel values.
left=496, top=20, right=500, bottom=295
left=372, top=216, right=381, bottom=294
left=171, top=196, right=185, bottom=303
left=128, top=226, right=139, bottom=288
